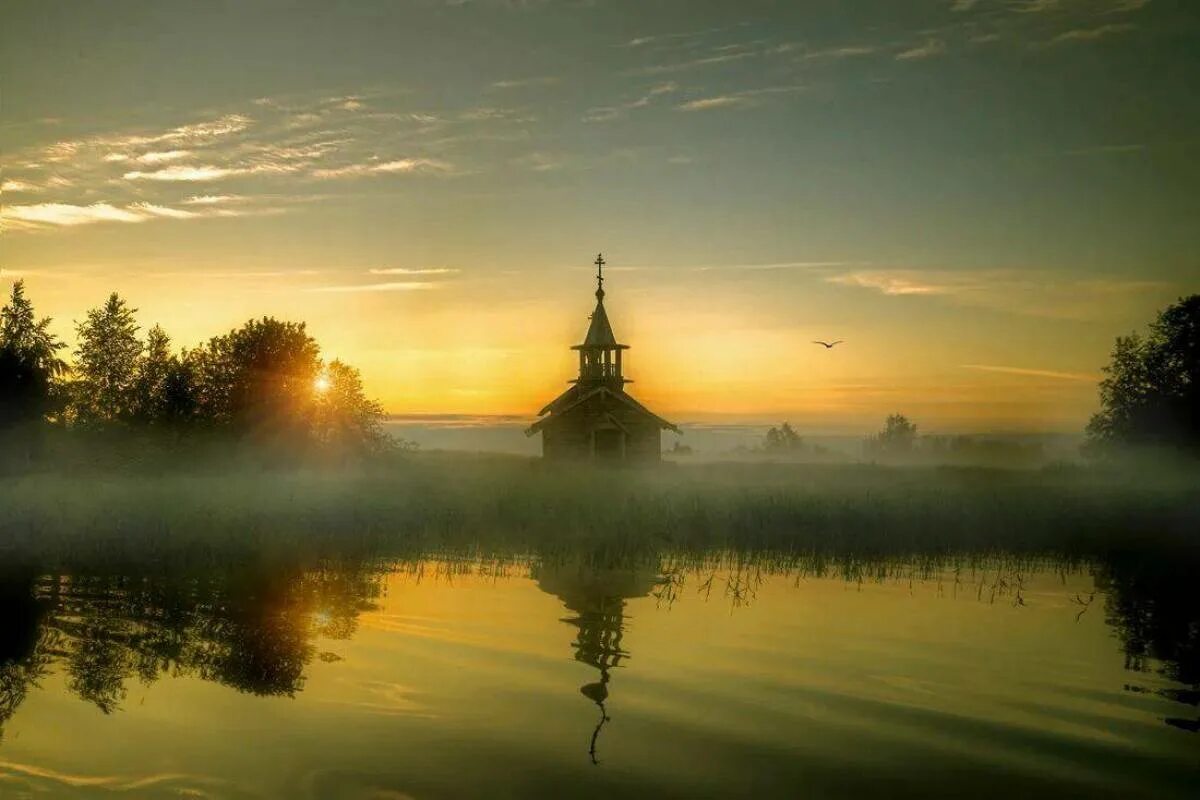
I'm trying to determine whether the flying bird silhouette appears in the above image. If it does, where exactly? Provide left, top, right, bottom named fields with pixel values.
left=812, top=340, right=844, bottom=349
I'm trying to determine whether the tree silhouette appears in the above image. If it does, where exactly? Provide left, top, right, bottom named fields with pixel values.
left=313, top=359, right=388, bottom=453
left=865, top=414, right=918, bottom=456
left=130, top=325, right=173, bottom=423
left=1087, top=295, right=1200, bottom=455
left=1, top=281, right=67, bottom=465
left=72, top=293, right=143, bottom=425
left=4, top=284, right=390, bottom=458
left=763, top=422, right=803, bottom=453
left=191, top=317, right=322, bottom=444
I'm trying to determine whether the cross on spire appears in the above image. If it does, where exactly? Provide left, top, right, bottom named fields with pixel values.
left=594, top=252, right=606, bottom=300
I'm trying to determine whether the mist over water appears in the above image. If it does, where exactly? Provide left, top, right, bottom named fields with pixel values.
left=383, top=417, right=1085, bottom=464
left=2, top=444, right=1197, bottom=797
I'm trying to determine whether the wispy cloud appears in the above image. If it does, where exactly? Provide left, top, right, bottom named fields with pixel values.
left=582, top=82, right=679, bottom=123
left=676, top=85, right=803, bottom=112
left=960, top=364, right=1099, bottom=382
left=1, top=179, right=39, bottom=193
left=368, top=267, right=460, bottom=275
left=677, top=96, right=745, bottom=112
left=491, top=76, right=560, bottom=89
left=896, top=39, right=947, bottom=61
left=629, top=50, right=757, bottom=76
left=0, top=199, right=267, bottom=231
left=123, top=165, right=243, bottom=182
left=310, top=281, right=440, bottom=293
left=0, top=201, right=192, bottom=228
left=802, top=45, right=877, bottom=60
left=1015, top=0, right=1061, bottom=12
left=147, top=269, right=323, bottom=279
left=309, top=158, right=450, bottom=180
left=619, top=27, right=726, bottom=49
left=511, top=151, right=566, bottom=172
left=182, top=194, right=243, bottom=205
left=828, top=268, right=1167, bottom=319
left=2, top=202, right=150, bottom=227
left=1048, top=23, right=1135, bottom=44
left=829, top=271, right=949, bottom=295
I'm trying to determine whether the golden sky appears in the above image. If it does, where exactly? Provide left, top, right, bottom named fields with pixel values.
left=2, top=0, right=1196, bottom=431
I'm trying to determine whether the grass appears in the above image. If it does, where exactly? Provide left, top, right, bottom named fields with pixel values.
left=2, top=451, right=1197, bottom=571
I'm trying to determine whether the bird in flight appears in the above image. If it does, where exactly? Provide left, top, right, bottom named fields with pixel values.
left=812, top=340, right=844, bottom=349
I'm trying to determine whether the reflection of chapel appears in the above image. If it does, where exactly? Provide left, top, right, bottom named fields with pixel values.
left=534, top=562, right=660, bottom=765
left=526, top=254, right=677, bottom=462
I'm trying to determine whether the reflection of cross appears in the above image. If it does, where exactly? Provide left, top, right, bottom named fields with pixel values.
left=595, top=253, right=605, bottom=291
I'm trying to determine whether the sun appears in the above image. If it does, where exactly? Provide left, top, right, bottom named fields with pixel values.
left=314, top=374, right=331, bottom=394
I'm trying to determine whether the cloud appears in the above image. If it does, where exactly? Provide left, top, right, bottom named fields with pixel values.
left=584, top=81, right=680, bottom=121
left=368, top=267, right=460, bottom=275
left=803, top=45, right=877, bottom=60
left=491, top=76, right=560, bottom=89
left=147, top=269, right=322, bottom=279
left=677, top=96, right=747, bottom=111
left=628, top=81, right=679, bottom=108
left=1, top=179, right=39, bottom=193
left=128, top=202, right=198, bottom=220
left=1108, top=0, right=1149, bottom=11
left=2, top=202, right=149, bottom=227
left=676, top=85, right=803, bottom=112
left=512, top=151, right=565, bottom=171
left=630, top=50, right=757, bottom=76
left=182, top=194, right=243, bottom=205
left=1048, top=23, right=1135, bottom=44
left=1, top=199, right=265, bottom=231
left=310, top=281, right=440, bottom=293
left=123, top=165, right=240, bottom=182
left=123, top=159, right=313, bottom=181
left=896, top=39, right=947, bottom=60
left=1014, top=0, right=1060, bottom=12
left=309, top=158, right=450, bottom=179
left=694, top=260, right=860, bottom=272
left=137, top=149, right=193, bottom=164
left=582, top=106, right=623, bottom=123
left=619, top=27, right=726, bottom=48
left=960, top=364, right=1099, bottom=382
left=828, top=271, right=949, bottom=295
left=828, top=268, right=1167, bottom=319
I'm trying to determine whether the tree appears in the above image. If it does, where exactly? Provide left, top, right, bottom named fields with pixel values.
left=72, top=293, right=142, bottom=425
left=763, top=422, right=803, bottom=453
left=312, top=359, right=388, bottom=453
left=865, top=414, right=918, bottom=456
left=1, top=281, right=67, bottom=462
left=192, top=318, right=322, bottom=443
left=130, top=325, right=175, bottom=424
left=1087, top=295, right=1200, bottom=454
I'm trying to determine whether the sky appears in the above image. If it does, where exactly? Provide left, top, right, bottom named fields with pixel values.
left=2, top=0, right=1197, bottom=432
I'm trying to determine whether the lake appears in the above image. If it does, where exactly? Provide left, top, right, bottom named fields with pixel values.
left=1, top=553, right=1196, bottom=798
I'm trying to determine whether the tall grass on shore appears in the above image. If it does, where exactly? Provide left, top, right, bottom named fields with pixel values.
left=3, top=452, right=1197, bottom=570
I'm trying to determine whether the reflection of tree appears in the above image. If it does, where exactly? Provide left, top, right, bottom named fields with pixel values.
left=0, top=561, right=383, bottom=729
left=0, top=566, right=54, bottom=742
left=1094, top=554, right=1200, bottom=732
left=535, top=562, right=659, bottom=764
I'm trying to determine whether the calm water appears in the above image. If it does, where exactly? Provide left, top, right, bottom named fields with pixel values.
left=0, top=556, right=1196, bottom=798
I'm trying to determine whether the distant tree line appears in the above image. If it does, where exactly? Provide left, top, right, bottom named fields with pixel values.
left=1, top=281, right=392, bottom=467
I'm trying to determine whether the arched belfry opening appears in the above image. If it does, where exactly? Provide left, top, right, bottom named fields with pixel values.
left=526, top=254, right=678, bottom=462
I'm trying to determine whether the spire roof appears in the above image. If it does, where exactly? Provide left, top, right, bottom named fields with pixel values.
left=574, top=252, right=626, bottom=350
left=582, top=300, right=618, bottom=347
